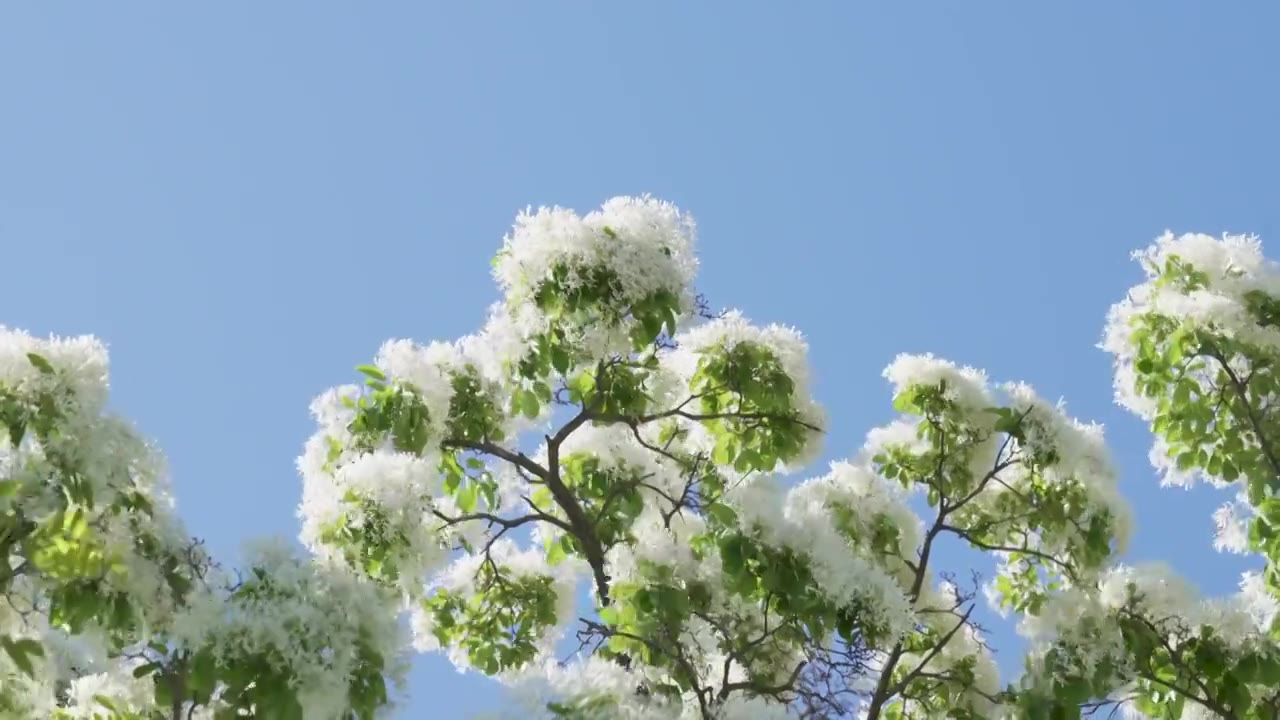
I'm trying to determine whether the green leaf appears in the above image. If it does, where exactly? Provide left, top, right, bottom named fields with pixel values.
left=1, top=636, right=43, bottom=677
left=546, top=538, right=566, bottom=565
left=705, top=503, right=737, bottom=528
left=1259, top=497, right=1280, bottom=525
left=530, top=486, right=554, bottom=510
left=7, top=420, right=25, bottom=447
left=570, top=372, right=595, bottom=400
left=188, top=656, right=217, bottom=699
left=132, top=661, right=161, bottom=678
left=26, top=353, right=55, bottom=374
left=551, top=347, right=571, bottom=374
left=892, top=388, right=917, bottom=413
left=712, top=437, right=733, bottom=465
left=719, top=536, right=745, bottom=575
left=356, top=364, right=387, bottom=381
left=662, top=307, right=678, bottom=336
left=457, top=482, right=479, bottom=514
left=520, top=390, right=540, bottom=419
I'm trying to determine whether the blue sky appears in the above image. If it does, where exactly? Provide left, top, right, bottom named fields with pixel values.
left=2, top=3, right=1278, bottom=717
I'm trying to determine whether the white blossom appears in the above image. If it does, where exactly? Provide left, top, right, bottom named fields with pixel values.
left=727, top=475, right=916, bottom=640
left=670, top=311, right=827, bottom=468
left=1212, top=491, right=1254, bottom=554
left=882, top=353, right=994, bottom=414
left=494, top=196, right=698, bottom=313
left=170, top=538, right=407, bottom=720
left=412, top=539, right=582, bottom=668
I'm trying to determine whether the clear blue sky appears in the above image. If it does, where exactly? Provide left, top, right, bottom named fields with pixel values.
left=2, top=3, right=1277, bottom=717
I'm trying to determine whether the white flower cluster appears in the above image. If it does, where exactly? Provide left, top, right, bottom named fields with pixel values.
left=0, top=580, right=220, bottom=718
left=411, top=538, right=582, bottom=669
left=788, top=460, right=923, bottom=584
left=507, top=654, right=795, bottom=720
left=558, top=424, right=682, bottom=498
left=0, top=328, right=196, bottom=630
left=726, top=475, right=917, bottom=641
left=1103, top=231, right=1280, bottom=421
left=0, top=326, right=173, bottom=517
left=60, top=656, right=156, bottom=718
left=603, top=505, right=711, bottom=588
left=596, top=503, right=817, bottom=706
left=297, top=382, right=472, bottom=593
left=508, top=656, right=675, bottom=719
left=483, top=197, right=702, bottom=366
left=171, top=538, right=407, bottom=720
left=881, top=353, right=1132, bottom=585
left=0, top=584, right=60, bottom=717
left=879, top=353, right=1005, bottom=487
left=883, top=353, right=994, bottom=415
left=298, top=386, right=365, bottom=535
left=0, top=326, right=110, bottom=414
left=1212, top=488, right=1255, bottom=554
left=341, top=452, right=456, bottom=586
left=493, top=196, right=699, bottom=317
left=374, top=336, right=517, bottom=433
left=1102, top=231, right=1280, bottom=549
left=900, top=582, right=1002, bottom=716
left=999, top=381, right=1133, bottom=555
left=1022, top=562, right=1280, bottom=694
left=664, top=311, right=827, bottom=469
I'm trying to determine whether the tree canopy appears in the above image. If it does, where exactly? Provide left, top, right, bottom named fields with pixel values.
left=3, top=197, right=1279, bottom=719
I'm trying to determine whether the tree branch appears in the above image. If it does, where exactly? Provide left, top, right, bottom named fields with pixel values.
left=442, top=439, right=548, bottom=480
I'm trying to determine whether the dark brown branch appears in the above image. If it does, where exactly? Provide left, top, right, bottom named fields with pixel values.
left=883, top=605, right=975, bottom=700
left=432, top=508, right=573, bottom=536
left=940, top=524, right=1079, bottom=580
left=1205, top=347, right=1280, bottom=481
left=545, top=404, right=615, bottom=605
left=595, top=408, right=823, bottom=434
left=442, top=439, right=548, bottom=480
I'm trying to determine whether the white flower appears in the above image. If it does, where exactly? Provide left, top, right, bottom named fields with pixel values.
left=494, top=197, right=698, bottom=312
left=790, top=460, right=923, bottom=573
left=507, top=656, right=678, bottom=719
left=64, top=658, right=154, bottom=718
left=171, top=539, right=407, bottom=720
left=882, top=353, right=993, bottom=413
left=724, top=475, right=916, bottom=641
left=606, top=505, right=709, bottom=587
left=1212, top=492, right=1253, bottom=554
left=412, top=539, right=582, bottom=668
left=670, top=311, right=826, bottom=468
left=1238, top=571, right=1279, bottom=632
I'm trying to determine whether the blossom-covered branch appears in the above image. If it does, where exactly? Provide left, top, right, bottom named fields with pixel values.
left=8, top=202, right=1280, bottom=719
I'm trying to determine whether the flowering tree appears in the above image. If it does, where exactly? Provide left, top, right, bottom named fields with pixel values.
left=3, top=198, right=1279, bottom=719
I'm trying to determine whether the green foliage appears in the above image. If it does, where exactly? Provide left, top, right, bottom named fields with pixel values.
left=1128, top=255, right=1280, bottom=606
left=320, top=491, right=412, bottom=583
left=421, top=567, right=561, bottom=675
left=558, top=453, right=646, bottom=548
left=532, top=261, right=680, bottom=352
left=692, top=341, right=808, bottom=473
left=345, top=379, right=433, bottom=456
left=0, top=635, right=43, bottom=677
left=15, top=224, right=1280, bottom=720
left=0, top=352, right=168, bottom=701
left=447, top=366, right=507, bottom=442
